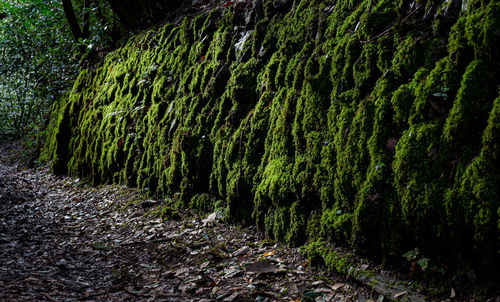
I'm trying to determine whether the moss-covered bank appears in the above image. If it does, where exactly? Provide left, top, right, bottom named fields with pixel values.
left=46, top=0, right=500, bottom=279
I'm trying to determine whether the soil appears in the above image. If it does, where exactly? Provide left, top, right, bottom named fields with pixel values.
left=0, top=142, right=376, bottom=301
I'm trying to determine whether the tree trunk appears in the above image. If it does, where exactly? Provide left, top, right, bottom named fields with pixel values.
left=61, top=0, right=86, bottom=52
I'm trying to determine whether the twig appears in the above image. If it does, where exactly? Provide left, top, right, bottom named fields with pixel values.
left=360, top=27, right=392, bottom=44
left=360, top=3, right=422, bottom=44
left=40, top=292, right=61, bottom=302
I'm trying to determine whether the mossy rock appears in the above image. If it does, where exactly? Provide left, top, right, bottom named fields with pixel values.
left=45, top=0, right=500, bottom=281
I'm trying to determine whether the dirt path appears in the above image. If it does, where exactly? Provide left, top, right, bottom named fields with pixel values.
left=0, top=142, right=375, bottom=301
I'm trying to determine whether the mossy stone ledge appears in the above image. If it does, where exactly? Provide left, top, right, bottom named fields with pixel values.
left=46, top=0, right=500, bottom=283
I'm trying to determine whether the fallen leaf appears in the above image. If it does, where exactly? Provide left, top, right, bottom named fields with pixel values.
left=25, top=277, right=42, bottom=284
left=450, top=287, right=456, bottom=298
left=314, top=287, right=333, bottom=294
left=223, top=291, right=239, bottom=302
left=175, top=267, right=189, bottom=277
left=233, top=246, right=250, bottom=256
left=262, top=249, right=275, bottom=257
left=199, top=261, right=210, bottom=269
left=246, top=261, right=278, bottom=274
left=224, top=266, right=243, bottom=278
left=394, top=291, right=408, bottom=299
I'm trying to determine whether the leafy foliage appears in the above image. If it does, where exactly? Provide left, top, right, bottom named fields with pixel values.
left=0, top=0, right=78, bottom=142
left=0, top=0, right=125, bottom=145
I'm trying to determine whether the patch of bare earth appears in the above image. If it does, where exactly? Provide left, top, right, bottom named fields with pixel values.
left=0, top=142, right=375, bottom=301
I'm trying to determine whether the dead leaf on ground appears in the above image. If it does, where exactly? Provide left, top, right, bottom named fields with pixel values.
left=233, top=245, right=250, bottom=256
left=394, top=291, right=408, bottom=299
left=246, top=261, right=278, bottom=274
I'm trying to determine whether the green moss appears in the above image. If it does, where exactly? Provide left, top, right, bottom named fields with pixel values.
left=45, top=0, right=500, bottom=280
left=444, top=93, right=500, bottom=268
left=301, top=240, right=354, bottom=274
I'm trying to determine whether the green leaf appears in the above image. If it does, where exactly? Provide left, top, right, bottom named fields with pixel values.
left=417, top=258, right=430, bottom=270
left=432, top=92, right=448, bottom=98
left=403, top=248, right=419, bottom=261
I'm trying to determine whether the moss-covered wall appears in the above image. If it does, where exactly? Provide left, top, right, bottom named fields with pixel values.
left=47, top=0, right=500, bottom=274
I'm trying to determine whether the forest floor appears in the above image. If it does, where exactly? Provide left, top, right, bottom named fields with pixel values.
left=0, top=141, right=379, bottom=301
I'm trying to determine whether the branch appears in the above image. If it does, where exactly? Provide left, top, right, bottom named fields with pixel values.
left=82, top=0, right=91, bottom=39
left=61, top=0, right=85, bottom=52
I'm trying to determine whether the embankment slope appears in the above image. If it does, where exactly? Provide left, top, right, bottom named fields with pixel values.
left=46, top=0, right=500, bottom=279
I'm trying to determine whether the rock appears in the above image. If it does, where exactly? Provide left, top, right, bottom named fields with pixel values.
left=244, top=0, right=264, bottom=29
